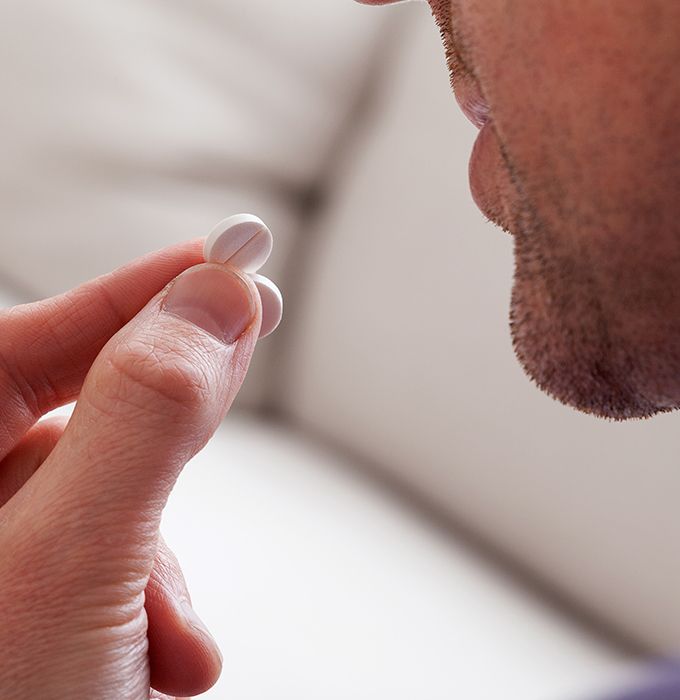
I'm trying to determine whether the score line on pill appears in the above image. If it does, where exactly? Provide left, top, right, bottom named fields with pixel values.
left=204, top=213, right=283, bottom=338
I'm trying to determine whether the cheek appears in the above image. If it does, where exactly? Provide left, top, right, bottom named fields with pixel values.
left=464, top=0, right=680, bottom=248
left=462, top=0, right=680, bottom=417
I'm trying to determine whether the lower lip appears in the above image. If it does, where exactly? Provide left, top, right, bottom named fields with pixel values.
left=468, top=122, right=504, bottom=225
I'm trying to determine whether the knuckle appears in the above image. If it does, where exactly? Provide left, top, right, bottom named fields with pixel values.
left=98, top=335, right=213, bottom=418
left=149, top=544, right=186, bottom=599
left=0, top=340, right=44, bottom=421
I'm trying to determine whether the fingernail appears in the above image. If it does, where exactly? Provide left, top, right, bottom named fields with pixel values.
left=180, top=600, right=223, bottom=662
left=163, top=265, right=255, bottom=345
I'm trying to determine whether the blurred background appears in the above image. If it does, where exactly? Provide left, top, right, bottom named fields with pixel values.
left=1, top=1, right=679, bottom=698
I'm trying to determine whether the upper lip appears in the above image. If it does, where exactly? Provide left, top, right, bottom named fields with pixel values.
left=454, top=74, right=491, bottom=129
left=365, top=1, right=491, bottom=129
left=425, top=0, right=490, bottom=129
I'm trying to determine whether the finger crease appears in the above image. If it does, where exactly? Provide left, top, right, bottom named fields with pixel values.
left=0, top=346, right=43, bottom=424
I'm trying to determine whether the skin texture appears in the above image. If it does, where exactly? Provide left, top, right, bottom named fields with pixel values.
left=0, top=243, right=262, bottom=698
left=362, top=0, right=680, bottom=420
left=0, top=3, right=677, bottom=696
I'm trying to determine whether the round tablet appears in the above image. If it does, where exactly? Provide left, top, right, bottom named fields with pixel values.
left=204, top=213, right=273, bottom=274
left=251, top=273, right=283, bottom=338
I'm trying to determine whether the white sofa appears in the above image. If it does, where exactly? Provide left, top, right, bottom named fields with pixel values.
left=1, top=1, right=678, bottom=697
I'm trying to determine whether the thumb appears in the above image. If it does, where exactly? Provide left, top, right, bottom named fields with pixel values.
left=10, top=263, right=260, bottom=569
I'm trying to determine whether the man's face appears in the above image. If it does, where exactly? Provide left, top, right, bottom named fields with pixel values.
left=360, top=0, right=680, bottom=420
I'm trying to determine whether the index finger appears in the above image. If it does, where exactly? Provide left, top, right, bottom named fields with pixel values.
left=0, top=238, right=204, bottom=459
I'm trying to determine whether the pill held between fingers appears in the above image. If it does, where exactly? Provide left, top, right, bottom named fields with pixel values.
left=203, top=213, right=283, bottom=339
left=204, top=213, right=273, bottom=274
left=251, top=273, right=283, bottom=338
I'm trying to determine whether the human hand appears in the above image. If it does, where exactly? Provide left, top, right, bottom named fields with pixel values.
left=0, top=240, right=262, bottom=699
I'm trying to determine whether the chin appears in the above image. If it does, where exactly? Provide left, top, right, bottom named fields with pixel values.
left=508, top=278, right=680, bottom=421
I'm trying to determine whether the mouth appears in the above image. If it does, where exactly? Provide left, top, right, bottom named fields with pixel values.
left=361, top=0, right=507, bottom=229
left=454, top=73, right=490, bottom=129
left=427, top=0, right=490, bottom=126
left=427, top=1, right=511, bottom=230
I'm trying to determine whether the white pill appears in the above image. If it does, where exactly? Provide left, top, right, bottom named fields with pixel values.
left=204, top=213, right=283, bottom=339
left=251, top=273, right=283, bottom=338
left=204, top=213, right=273, bottom=273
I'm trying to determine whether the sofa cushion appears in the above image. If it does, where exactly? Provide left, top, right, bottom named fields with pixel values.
left=163, top=413, right=629, bottom=700
left=278, top=3, right=680, bottom=653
